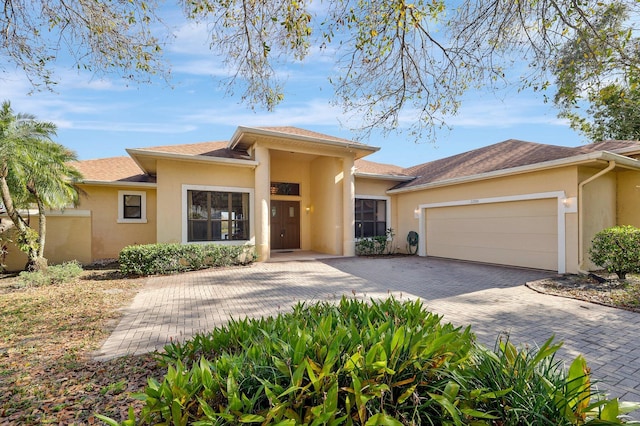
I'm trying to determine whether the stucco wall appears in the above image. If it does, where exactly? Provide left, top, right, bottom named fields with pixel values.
left=580, top=167, right=617, bottom=270
left=155, top=159, right=255, bottom=244
left=1, top=213, right=92, bottom=271
left=78, top=185, right=157, bottom=260
left=617, top=170, right=640, bottom=227
left=394, top=167, right=580, bottom=272
left=310, top=156, right=343, bottom=254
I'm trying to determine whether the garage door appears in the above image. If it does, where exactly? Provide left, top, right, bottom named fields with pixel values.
left=426, top=198, right=558, bottom=270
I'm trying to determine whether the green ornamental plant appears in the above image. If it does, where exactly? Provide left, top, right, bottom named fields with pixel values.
left=590, top=225, right=640, bottom=279
left=96, top=298, right=639, bottom=425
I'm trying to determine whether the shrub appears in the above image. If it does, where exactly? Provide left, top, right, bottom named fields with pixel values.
left=97, top=298, right=636, bottom=425
left=18, top=260, right=83, bottom=287
left=355, top=229, right=396, bottom=256
left=118, top=243, right=256, bottom=275
left=590, top=225, right=640, bottom=279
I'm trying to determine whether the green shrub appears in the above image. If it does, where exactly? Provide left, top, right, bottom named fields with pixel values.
left=97, top=298, right=637, bottom=425
left=590, top=225, right=640, bottom=279
left=118, top=243, right=256, bottom=276
left=18, top=260, right=83, bottom=287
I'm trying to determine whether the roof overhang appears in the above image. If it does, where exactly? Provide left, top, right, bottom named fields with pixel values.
left=388, top=150, right=640, bottom=194
left=229, top=126, right=380, bottom=160
left=78, top=180, right=158, bottom=188
left=126, top=148, right=260, bottom=176
left=355, top=172, right=415, bottom=182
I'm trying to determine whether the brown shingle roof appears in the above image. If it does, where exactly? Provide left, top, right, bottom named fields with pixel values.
left=135, top=141, right=243, bottom=158
left=396, top=139, right=640, bottom=189
left=355, top=159, right=411, bottom=177
left=72, top=156, right=154, bottom=183
left=256, top=126, right=361, bottom=145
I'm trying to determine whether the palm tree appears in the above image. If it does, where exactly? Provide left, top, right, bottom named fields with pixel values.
left=0, top=100, right=82, bottom=270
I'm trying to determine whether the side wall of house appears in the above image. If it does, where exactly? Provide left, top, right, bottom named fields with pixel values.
left=394, top=167, right=579, bottom=272
left=309, top=156, right=343, bottom=254
left=617, top=169, right=640, bottom=228
left=155, top=159, right=255, bottom=244
left=579, top=167, right=617, bottom=270
left=78, top=185, right=157, bottom=261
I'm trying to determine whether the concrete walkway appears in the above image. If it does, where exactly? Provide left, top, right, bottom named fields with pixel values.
left=94, top=256, right=640, bottom=403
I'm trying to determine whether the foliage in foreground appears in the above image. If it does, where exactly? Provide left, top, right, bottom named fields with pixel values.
left=17, top=260, right=83, bottom=287
left=119, top=243, right=256, bottom=276
left=98, top=298, right=638, bottom=425
left=590, top=225, right=640, bottom=280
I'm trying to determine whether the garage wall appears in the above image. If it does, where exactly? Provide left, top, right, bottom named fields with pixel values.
left=580, top=167, right=616, bottom=270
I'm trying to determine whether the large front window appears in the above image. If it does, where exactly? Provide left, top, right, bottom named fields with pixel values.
left=355, top=198, right=387, bottom=238
left=187, top=190, right=250, bottom=241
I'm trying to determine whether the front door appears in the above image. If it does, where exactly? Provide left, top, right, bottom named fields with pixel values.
left=270, top=200, right=301, bottom=250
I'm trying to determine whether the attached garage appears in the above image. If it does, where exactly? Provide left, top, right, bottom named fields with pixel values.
left=421, top=194, right=564, bottom=272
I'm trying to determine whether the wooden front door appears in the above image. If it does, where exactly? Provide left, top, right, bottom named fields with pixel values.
left=270, top=201, right=300, bottom=250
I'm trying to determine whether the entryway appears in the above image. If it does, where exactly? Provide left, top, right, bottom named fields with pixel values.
left=270, top=200, right=300, bottom=250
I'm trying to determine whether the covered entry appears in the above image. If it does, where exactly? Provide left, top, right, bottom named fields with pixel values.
left=423, top=197, right=560, bottom=271
left=270, top=200, right=300, bottom=250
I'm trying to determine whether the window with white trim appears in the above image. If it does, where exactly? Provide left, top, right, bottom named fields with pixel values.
left=187, top=190, right=250, bottom=241
left=118, top=190, right=147, bottom=223
left=355, top=198, right=387, bottom=238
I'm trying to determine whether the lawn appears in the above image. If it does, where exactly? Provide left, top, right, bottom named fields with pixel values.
left=0, top=265, right=163, bottom=424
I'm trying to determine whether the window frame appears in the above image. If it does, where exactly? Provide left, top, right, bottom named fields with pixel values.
left=117, top=190, right=147, bottom=223
left=354, top=195, right=390, bottom=239
left=182, top=184, right=254, bottom=245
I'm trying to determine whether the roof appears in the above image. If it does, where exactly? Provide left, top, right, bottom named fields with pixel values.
left=394, top=139, right=640, bottom=190
left=354, top=159, right=413, bottom=180
left=135, top=141, right=249, bottom=159
left=256, top=127, right=357, bottom=145
left=72, top=157, right=155, bottom=184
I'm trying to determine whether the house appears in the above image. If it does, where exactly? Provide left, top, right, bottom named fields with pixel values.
left=2, top=126, right=640, bottom=274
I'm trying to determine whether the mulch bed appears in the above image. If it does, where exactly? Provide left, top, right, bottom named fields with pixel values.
left=527, top=272, right=640, bottom=313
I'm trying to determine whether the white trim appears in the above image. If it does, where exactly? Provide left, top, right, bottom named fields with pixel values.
left=181, top=184, right=255, bottom=245
left=355, top=172, right=414, bottom=182
left=355, top=194, right=391, bottom=238
left=417, top=191, right=568, bottom=273
left=1, top=209, right=91, bottom=218
left=117, top=190, right=147, bottom=223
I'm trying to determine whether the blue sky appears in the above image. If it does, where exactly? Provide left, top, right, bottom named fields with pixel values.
left=1, top=10, right=586, bottom=168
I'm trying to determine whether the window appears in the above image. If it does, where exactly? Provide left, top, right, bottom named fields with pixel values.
left=187, top=190, right=250, bottom=241
left=355, top=198, right=387, bottom=238
left=118, top=190, right=147, bottom=223
left=270, top=182, right=300, bottom=196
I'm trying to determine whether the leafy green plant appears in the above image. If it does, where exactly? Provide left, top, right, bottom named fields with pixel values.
left=355, top=229, right=395, bottom=256
left=118, top=243, right=256, bottom=276
left=97, top=298, right=638, bottom=425
left=590, top=225, right=640, bottom=279
left=17, top=260, right=82, bottom=287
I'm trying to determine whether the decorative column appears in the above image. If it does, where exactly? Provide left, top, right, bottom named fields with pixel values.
left=342, top=155, right=355, bottom=256
left=254, top=145, right=271, bottom=261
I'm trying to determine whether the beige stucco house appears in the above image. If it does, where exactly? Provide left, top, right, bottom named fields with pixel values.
left=2, top=126, right=640, bottom=274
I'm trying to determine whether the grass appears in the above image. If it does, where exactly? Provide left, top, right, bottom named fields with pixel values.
left=0, top=264, right=163, bottom=424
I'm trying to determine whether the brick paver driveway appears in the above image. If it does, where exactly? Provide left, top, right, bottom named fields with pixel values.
left=95, top=256, right=640, bottom=402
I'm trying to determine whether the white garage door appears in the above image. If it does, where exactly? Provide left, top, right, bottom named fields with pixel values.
left=426, top=198, right=558, bottom=270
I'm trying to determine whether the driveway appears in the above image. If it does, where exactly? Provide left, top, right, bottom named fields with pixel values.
left=94, top=256, right=640, bottom=402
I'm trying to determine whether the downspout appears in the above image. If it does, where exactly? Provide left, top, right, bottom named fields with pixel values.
left=577, top=160, right=616, bottom=274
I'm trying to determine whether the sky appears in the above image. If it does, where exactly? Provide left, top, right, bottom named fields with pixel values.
left=1, top=7, right=587, bottom=169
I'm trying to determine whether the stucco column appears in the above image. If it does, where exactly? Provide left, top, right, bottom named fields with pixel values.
left=342, top=156, right=355, bottom=256
left=254, top=145, right=271, bottom=261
